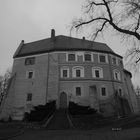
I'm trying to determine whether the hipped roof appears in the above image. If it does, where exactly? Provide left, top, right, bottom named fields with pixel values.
left=14, top=35, right=122, bottom=58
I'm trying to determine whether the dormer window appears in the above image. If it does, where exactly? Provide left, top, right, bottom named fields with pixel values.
left=26, top=93, right=32, bottom=101
left=25, top=57, right=35, bottom=65
left=68, top=53, right=76, bottom=61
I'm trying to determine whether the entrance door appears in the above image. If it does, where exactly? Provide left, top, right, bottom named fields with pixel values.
left=59, top=92, right=67, bottom=108
left=89, top=85, right=99, bottom=109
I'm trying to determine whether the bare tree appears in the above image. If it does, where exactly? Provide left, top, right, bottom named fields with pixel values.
left=72, top=0, right=140, bottom=65
left=0, top=69, right=12, bottom=106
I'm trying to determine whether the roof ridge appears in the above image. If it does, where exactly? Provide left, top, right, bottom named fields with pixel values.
left=57, top=35, right=107, bottom=45
left=24, top=35, right=107, bottom=46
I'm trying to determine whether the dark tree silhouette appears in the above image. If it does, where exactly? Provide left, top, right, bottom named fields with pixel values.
left=72, top=0, right=140, bottom=65
left=0, top=69, right=12, bottom=106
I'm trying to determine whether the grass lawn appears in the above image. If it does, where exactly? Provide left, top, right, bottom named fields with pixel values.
left=0, top=122, right=23, bottom=139
left=69, top=113, right=140, bottom=130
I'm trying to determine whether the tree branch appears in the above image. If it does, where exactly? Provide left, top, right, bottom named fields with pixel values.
left=135, top=14, right=140, bottom=32
left=109, top=21, right=140, bottom=40
left=75, top=17, right=109, bottom=28
left=102, top=0, right=113, bottom=21
left=89, top=1, right=104, bottom=6
left=93, top=21, right=108, bottom=39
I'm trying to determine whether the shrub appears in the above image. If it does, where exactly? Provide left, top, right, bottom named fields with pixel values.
left=24, top=100, right=56, bottom=122
left=68, top=101, right=97, bottom=115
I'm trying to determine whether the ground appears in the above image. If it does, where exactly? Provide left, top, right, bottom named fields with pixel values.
left=0, top=110, right=140, bottom=140
left=1, top=126, right=140, bottom=140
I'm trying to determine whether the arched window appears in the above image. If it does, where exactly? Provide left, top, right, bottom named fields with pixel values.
left=72, top=66, right=84, bottom=78
left=92, top=67, right=103, bottom=78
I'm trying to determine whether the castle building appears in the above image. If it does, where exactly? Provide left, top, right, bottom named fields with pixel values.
left=0, top=29, right=139, bottom=120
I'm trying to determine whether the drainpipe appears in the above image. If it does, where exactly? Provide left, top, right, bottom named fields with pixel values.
left=46, top=53, right=50, bottom=104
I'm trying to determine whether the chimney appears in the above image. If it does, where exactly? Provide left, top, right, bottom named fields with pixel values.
left=21, top=40, right=24, bottom=44
left=82, top=37, right=85, bottom=41
left=51, top=29, right=55, bottom=41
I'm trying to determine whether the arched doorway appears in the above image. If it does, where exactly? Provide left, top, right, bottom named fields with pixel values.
left=59, top=92, right=67, bottom=109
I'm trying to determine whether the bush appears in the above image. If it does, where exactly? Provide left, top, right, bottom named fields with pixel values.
left=68, top=102, right=97, bottom=115
left=24, top=100, right=56, bottom=122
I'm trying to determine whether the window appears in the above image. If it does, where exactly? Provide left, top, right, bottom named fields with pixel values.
left=95, top=70, right=100, bottom=78
left=26, top=71, right=34, bottom=79
left=101, top=87, right=106, bottom=96
left=84, top=53, right=92, bottom=61
left=99, top=54, right=108, bottom=63
left=25, top=57, right=35, bottom=65
left=61, top=67, right=69, bottom=78
left=76, top=69, right=81, bottom=77
left=119, top=60, right=123, bottom=66
left=112, top=57, right=117, bottom=65
left=72, top=66, right=84, bottom=78
left=92, top=67, right=103, bottom=78
left=27, top=93, right=32, bottom=101
left=118, top=88, right=122, bottom=96
left=76, top=87, right=81, bottom=96
left=114, top=70, right=121, bottom=81
left=68, top=53, right=76, bottom=61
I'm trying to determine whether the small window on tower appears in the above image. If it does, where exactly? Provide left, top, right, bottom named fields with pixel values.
left=26, top=71, right=35, bottom=79
left=76, top=87, right=81, bottom=96
left=101, top=87, right=107, bottom=96
left=25, top=57, right=35, bottom=65
left=27, top=93, right=32, bottom=101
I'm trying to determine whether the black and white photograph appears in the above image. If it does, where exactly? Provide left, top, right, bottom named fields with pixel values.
left=0, top=0, right=140, bottom=140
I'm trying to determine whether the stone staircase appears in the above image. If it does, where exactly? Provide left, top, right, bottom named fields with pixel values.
left=45, top=109, right=73, bottom=130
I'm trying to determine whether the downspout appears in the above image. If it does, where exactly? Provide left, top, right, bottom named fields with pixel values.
left=46, top=52, right=50, bottom=103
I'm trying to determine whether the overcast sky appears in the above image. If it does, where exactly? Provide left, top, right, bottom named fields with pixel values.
left=0, top=0, right=139, bottom=86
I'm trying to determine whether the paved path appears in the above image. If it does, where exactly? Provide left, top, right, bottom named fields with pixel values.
left=46, top=109, right=72, bottom=130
